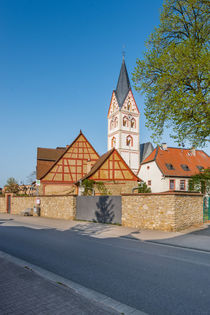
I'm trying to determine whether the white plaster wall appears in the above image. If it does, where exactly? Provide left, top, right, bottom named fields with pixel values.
left=139, top=162, right=190, bottom=192
left=130, top=153, right=139, bottom=171
left=121, top=151, right=129, bottom=166
left=138, top=162, right=168, bottom=192
left=121, top=133, right=139, bottom=151
left=108, top=133, right=120, bottom=150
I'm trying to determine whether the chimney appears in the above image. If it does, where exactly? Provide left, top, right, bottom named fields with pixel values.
left=86, top=160, right=92, bottom=173
left=190, top=148, right=196, bottom=156
left=162, top=143, right=167, bottom=150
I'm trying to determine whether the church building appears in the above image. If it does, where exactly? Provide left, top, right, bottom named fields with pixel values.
left=107, top=58, right=140, bottom=174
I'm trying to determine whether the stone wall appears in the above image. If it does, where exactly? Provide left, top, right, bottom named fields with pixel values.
left=174, top=195, right=203, bottom=230
left=10, top=197, right=36, bottom=215
left=0, top=197, right=5, bottom=213
left=40, top=196, right=76, bottom=220
left=0, top=192, right=203, bottom=231
left=121, top=192, right=203, bottom=231
left=0, top=195, right=76, bottom=220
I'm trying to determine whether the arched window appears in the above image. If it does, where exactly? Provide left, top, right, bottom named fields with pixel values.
left=131, top=118, right=136, bottom=128
left=126, top=135, right=133, bottom=147
left=123, top=116, right=128, bottom=127
left=111, top=137, right=116, bottom=148
left=127, top=103, right=130, bottom=111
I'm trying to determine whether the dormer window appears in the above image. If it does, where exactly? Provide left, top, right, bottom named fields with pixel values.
left=165, top=163, right=175, bottom=170
left=197, top=165, right=204, bottom=171
left=181, top=164, right=190, bottom=171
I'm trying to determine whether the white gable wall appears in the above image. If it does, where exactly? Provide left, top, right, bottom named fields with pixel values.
left=139, top=161, right=190, bottom=192
left=139, top=161, right=168, bottom=192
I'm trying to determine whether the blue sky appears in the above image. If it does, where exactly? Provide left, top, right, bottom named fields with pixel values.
left=0, top=0, right=209, bottom=187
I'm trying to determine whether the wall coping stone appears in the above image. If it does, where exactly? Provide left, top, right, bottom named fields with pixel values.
left=122, top=191, right=203, bottom=196
left=11, top=195, right=77, bottom=198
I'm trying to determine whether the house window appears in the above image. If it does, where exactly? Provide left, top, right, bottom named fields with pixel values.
left=111, top=137, right=116, bottom=148
left=148, top=180, right=151, bottom=186
left=126, top=135, right=133, bottom=147
left=169, top=179, right=175, bottom=190
left=196, top=165, right=204, bottom=172
left=180, top=180, right=185, bottom=190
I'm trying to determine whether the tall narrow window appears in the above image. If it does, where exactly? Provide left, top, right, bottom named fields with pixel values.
left=180, top=180, right=185, bottom=190
left=169, top=179, right=175, bottom=190
left=111, top=137, right=116, bottom=148
left=131, top=118, right=136, bottom=128
left=126, top=135, right=133, bottom=147
left=123, top=116, right=128, bottom=127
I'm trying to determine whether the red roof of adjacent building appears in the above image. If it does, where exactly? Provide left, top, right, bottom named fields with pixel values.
left=141, top=147, right=210, bottom=177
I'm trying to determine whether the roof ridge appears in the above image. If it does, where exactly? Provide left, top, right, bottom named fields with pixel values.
left=39, top=131, right=99, bottom=180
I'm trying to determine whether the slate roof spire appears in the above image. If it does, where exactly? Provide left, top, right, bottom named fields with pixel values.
left=115, top=59, right=131, bottom=108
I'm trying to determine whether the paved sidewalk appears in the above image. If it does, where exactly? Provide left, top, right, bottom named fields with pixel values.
left=0, top=255, right=119, bottom=315
left=1, top=213, right=210, bottom=252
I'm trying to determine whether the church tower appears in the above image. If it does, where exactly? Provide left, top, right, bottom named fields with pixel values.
left=108, top=59, right=140, bottom=173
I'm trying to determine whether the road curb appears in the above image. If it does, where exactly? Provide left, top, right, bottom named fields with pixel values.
left=0, top=250, right=147, bottom=315
left=146, top=240, right=210, bottom=254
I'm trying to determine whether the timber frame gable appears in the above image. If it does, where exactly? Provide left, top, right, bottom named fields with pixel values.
left=40, top=131, right=99, bottom=184
left=80, top=148, right=140, bottom=182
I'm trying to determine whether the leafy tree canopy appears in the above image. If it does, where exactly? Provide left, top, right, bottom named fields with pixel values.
left=132, top=0, right=210, bottom=147
left=5, top=177, right=19, bottom=194
left=138, top=182, right=152, bottom=193
left=189, top=167, right=210, bottom=194
left=81, top=179, right=110, bottom=195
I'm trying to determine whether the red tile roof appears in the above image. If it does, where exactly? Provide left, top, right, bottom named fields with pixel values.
left=142, top=147, right=210, bottom=177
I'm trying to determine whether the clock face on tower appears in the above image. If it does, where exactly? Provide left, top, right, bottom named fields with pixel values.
left=128, top=114, right=132, bottom=120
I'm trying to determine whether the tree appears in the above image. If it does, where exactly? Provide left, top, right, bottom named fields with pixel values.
left=132, top=0, right=210, bottom=147
left=81, top=179, right=110, bottom=196
left=27, top=171, right=36, bottom=184
left=189, top=168, right=210, bottom=194
left=138, top=182, right=151, bottom=193
left=4, top=177, right=19, bottom=194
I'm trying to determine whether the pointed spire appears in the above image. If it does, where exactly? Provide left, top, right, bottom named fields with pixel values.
left=115, top=59, right=131, bottom=108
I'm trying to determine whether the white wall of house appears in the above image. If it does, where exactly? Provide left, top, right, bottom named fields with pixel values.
left=138, top=161, right=189, bottom=192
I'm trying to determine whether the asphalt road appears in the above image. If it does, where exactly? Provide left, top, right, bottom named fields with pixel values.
left=0, top=219, right=210, bottom=315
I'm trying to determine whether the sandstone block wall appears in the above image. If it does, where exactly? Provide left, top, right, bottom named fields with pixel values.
left=10, top=197, right=36, bottom=215
left=0, top=195, right=76, bottom=220
left=0, top=197, right=5, bottom=213
left=40, top=196, right=76, bottom=220
left=122, top=193, right=203, bottom=231
left=174, top=195, right=203, bottom=230
left=122, top=194, right=175, bottom=231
